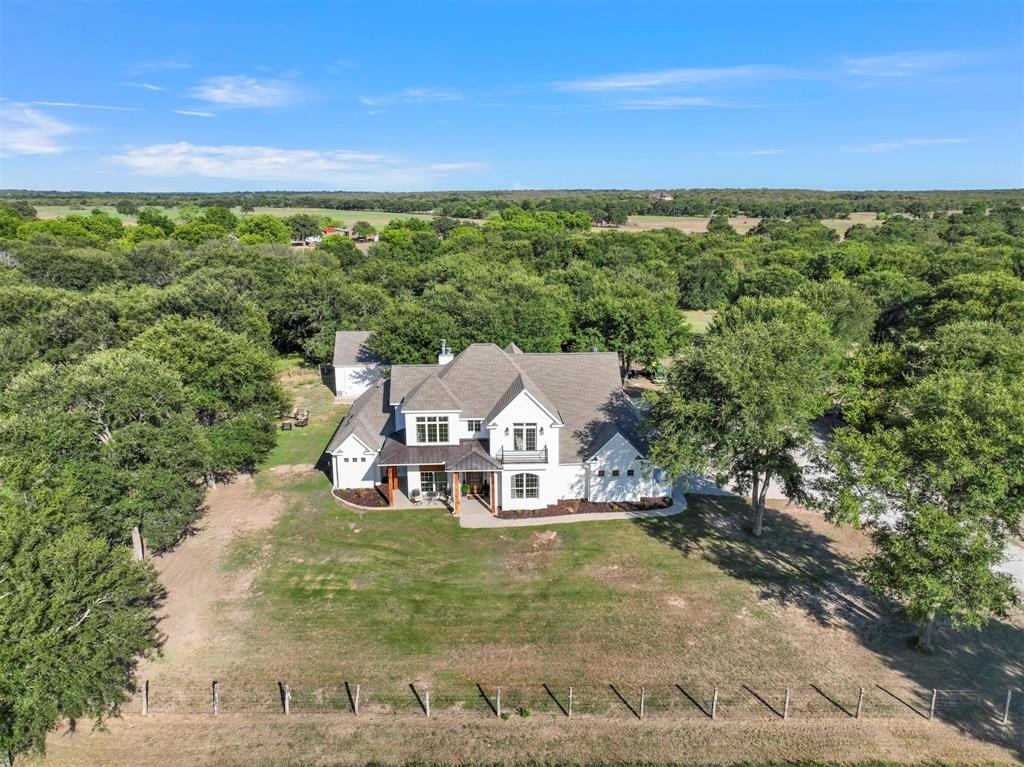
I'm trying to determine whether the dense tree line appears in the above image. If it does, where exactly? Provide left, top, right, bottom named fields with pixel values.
left=1, top=196, right=1022, bottom=760
left=4, top=187, right=1021, bottom=223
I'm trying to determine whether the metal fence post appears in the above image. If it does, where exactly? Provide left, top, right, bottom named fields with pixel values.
left=856, top=687, right=864, bottom=719
left=142, top=680, right=149, bottom=716
left=425, top=687, right=431, bottom=717
left=568, top=686, right=573, bottom=718
left=929, top=689, right=937, bottom=721
left=496, top=686, right=501, bottom=718
left=711, top=687, right=718, bottom=720
left=639, top=687, right=645, bottom=719
left=783, top=688, right=790, bottom=720
left=212, top=681, right=220, bottom=715
left=1002, top=689, right=1012, bottom=725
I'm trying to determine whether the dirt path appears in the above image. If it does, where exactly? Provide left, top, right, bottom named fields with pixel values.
left=140, top=475, right=289, bottom=677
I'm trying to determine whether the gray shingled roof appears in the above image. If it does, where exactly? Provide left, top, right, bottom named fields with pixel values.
left=326, top=379, right=393, bottom=453
left=333, top=331, right=384, bottom=367
left=382, top=344, right=642, bottom=463
left=389, top=364, right=440, bottom=406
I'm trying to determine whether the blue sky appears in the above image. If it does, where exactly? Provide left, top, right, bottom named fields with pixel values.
left=1, top=0, right=1021, bottom=191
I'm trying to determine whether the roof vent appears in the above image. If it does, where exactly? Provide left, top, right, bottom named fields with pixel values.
left=438, top=338, right=454, bottom=366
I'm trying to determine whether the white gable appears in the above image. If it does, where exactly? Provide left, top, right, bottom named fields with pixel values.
left=487, top=388, right=560, bottom=427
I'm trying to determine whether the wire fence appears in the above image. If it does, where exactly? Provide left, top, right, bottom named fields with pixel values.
left=131, top=679, right=1023, bottom=726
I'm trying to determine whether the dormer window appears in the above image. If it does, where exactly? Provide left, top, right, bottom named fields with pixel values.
left=467, top=419, right=482, bottom=433
left=415, top=415, right=449, bottom=444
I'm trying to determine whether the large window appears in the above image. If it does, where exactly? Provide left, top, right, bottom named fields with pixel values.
left=512, top=422, right=537, bottom=451
left=511, top=473, right=539, bottom=499
left=420, top=471, right=447, bottom=493
left=415, top=415, right=449, bottom=444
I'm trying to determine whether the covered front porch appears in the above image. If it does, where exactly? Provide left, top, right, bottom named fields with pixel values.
left=377, top=435, right=501, bottom=516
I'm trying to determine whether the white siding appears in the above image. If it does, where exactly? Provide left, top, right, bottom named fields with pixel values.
left=334, top=364, right=383, bottom=398
left=402, top=410, right=461, bottom=446
left=330, top=435, right=379, bottom=489
left=487, top=390, right=561, bottom=464
left=586, top=433, right=671, bottom=502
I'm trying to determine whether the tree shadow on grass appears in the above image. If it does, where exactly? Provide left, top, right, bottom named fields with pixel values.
left=634, top=493, right=1024, bottom=757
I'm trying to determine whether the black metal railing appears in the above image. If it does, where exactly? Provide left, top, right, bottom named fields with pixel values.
left=498, top=446, right=548, bottom=464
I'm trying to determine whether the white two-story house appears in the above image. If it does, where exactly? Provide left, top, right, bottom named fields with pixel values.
left=326, top=340, right=671, bottom=513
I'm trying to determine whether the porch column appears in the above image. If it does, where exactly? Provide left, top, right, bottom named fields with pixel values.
left=490, top=471, right=496, bottom=515
left=387, top=466, right=395, bottom=508
left=453, top=471, right=460, bottom=516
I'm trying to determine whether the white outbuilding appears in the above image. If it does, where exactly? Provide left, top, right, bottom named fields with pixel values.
left=332, top=330, right=385, bottom=399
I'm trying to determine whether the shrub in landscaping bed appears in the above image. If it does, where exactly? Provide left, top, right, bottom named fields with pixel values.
left=497, top=496, right=671, bottom=519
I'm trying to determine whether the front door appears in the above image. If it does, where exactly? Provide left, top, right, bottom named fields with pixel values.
left=465, top=472, right=485, bottom=496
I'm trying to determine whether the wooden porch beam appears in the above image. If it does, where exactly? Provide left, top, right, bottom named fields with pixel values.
left=453, top=470, right=460, bottom=516
left=490, top=471, right=496, bottom=515
left=387, top=466, right=395, bottom=508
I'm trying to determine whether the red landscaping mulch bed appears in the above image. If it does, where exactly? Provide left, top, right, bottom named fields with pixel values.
left=333, top=484, right=389, bottom=508
left=497, top=496, right=672, bottom=520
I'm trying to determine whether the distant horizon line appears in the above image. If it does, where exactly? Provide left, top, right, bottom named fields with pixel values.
left=2, top=186, right=1022, bottom=195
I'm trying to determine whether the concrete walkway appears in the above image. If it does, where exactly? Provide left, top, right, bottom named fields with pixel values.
left=458, top=485, right=688, bottom=529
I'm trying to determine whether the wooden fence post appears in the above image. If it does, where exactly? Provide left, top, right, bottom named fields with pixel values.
left=212, top=681, right=220, bottom=715
left=1002, top=689, right=1012, bottom=725
left=856, top=687, right=864, bottom=719
left=783, top=688, right=790, bottom=720
left=142, top=680, right=149, bottom=715
left=567, top=686, right=573, bottom=718
left=283, top=683, right=291, bottom=715
left=496, top=687, right=501, bottom=718
left=711, top=688, right=718, bottom=720
left=639, top=687, right=645, bottom=719
left=425, top=687, right=431, bottom=717
left=929, top=689, right=937, bottom=721
left=354, top=683, right=360, bottom=717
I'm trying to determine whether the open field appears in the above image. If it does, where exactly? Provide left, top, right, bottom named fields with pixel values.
left=37, top=363, right=1024, bottom=765
left=32, top=205, right=436, bottom=228
left=33, top=204, right=887, bottom=237
left=622, top=210, right=885, bottom=236
left=683, top=309, right=717, bottom=334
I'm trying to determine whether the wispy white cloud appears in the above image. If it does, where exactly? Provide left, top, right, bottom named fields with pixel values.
left=174, top=109, right=215, bottom=118
left=0, top=102, right=76, bottom=156
left=32, top=100, right=140, bottom=112
left=123, top=82, right=166, bottom=92
left=843, top=50, right=984, bottom=78
left=359, top=88, right=463, bottom=106
left=109, top=142, right=486, bottom=187
left=189, top=75, right=304, bottom=108
left=616, top=96, right=735, bottom=110
left=841, top=137, right=972, bottom=154
left=552, top=65, right=798, bottom=91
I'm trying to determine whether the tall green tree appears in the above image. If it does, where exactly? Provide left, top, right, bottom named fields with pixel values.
left=0, top=503, right=160, bottom=765
left=814, top=371, right=1024, bottom=649
left=0, top=350, right=209, bottom=551
left=236, top=214, right=290, bottom=245
left=129, top=318, right=288, bottom=471
left=647, top=297, right=840, bottom=535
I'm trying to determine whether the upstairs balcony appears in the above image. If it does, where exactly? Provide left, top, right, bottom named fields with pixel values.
left=497, top=446, right=548, bottom=464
